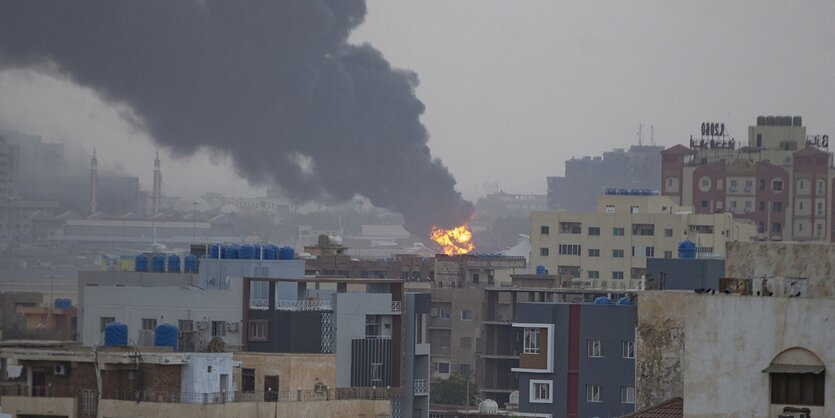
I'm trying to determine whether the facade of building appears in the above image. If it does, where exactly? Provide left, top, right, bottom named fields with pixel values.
left=662, top=115, right=835, bottom=242
left=644, top=258, right=725, bottom=291
left=513, top=301, right=637, bottom=418
left=548, top=144, right=663, bottom=211
left=529, top=193, right=755, bottom=289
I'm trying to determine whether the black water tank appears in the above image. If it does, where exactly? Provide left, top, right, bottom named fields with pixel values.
left=757, top=116, right=766, bottom=126
left=793, top=116, right=802, bottom=126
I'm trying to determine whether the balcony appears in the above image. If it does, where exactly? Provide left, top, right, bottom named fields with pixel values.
left=275, top=300, right=332, bottom=311
left=414, top=379, right=428, bottom=395
left=249, top=298, right=269, bottom=310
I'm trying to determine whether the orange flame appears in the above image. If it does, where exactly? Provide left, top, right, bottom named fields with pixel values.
left=430, top=225, right=475, bottom=256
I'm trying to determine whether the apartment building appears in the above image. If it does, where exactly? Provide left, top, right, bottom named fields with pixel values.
left=513, top=300, right=638, bottom=418
left=662, top=115, right=835, bottom=241
left=529, top=193, right=755, bottom=289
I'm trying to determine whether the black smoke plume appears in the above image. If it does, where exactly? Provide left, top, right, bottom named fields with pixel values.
left=0, top=1, right=473, bottom=236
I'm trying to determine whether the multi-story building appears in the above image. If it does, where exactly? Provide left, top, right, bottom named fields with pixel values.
left=512, top=300, right=638, bottom=418
left=662, top=115, right=835, bottom=241
left=548, top=144, right=663, bottom=211
left=529, top=193, right=755, bottom=289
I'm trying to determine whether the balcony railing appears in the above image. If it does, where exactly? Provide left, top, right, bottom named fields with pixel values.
left=275, top=300, right=332, bottom=311
left=391, top=301, right=402, bottom=313
left=249, top=298, right=269, bottom=310
left=414, top=379, right=428, bottom=395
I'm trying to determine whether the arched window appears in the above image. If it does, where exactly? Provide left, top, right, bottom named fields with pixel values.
left=764, top=347, right=825, bottom=406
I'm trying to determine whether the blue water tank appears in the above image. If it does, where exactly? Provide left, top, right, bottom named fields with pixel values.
left=594, top=297, right=613, bottom=305
left=151, top=254, right=165, bottom=272
left=535, top=265, right=547, bottom=276
left=239, top=244, right=256, bottom=259
left=222, top=244, right=239, bottom=259
left=252, top=244, right=262, bottom=259
left=262, top=244, right=278, bottom=260
left=617, top=296, right=633, bottom=305
left=678, top=240, right=697, bottom=259
left=104, top=322, right=128, bottom=346
left=167, top=254, right=181, bottom=273
left=184, top=255, right=199, bottom=273
left=209, top=243, right=221, bottom=259
left=278, top=246, right=295, bottom=260
left=53, top=298, right=71, bottom=309
left=135, top=254, right=148, bottom=272
left=153, top=323, right=179, bottom=351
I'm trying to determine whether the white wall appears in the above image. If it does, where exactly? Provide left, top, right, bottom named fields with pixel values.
left=333, top=292, right=395, bottom=387
left=180, top=353, right=236, bottom=403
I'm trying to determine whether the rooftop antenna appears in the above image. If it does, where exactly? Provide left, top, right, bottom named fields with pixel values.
left=651, top=125, right=655, bottom=145
left=637, top=124, right=643, bottom=146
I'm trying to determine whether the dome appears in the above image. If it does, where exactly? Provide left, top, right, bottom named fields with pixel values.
left=173, top=197, right=211, bottom=213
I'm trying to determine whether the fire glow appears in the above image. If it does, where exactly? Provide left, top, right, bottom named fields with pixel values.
left=430, top=225, right=475, bottom=256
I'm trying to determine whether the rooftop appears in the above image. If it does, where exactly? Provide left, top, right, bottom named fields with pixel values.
left=622, top=397, right=683, bottom=418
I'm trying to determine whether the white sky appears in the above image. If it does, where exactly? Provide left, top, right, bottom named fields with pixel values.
left=1, top=1, right=834, bottom=201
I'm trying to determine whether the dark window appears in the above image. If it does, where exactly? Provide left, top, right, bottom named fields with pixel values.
left=242, top=369, right=256, bottom=393
left=459, top=363, right=472, bottom=376
left=472, top=273, right=480, bottom=284
left=540, top=226, right=549, bottom=235
left=540, top=247, right=549, bottom=256
left=664, top=228, right=673, bottom=237
left=770, top=372, right=825, bottom=406
left=438, top=362, right=450, bottom=373
left=772, top=223, right=782, bottom=233
left=249, top=320, right=268, bottom=341
left=772, top=201, right=782, bottom=212
left=701, top=200, right=709, bottom=208
left=759, top=179, right=766, bottom=191
left=756, top=133, right=762, bottom=147
left=588, top=227, right=601, bottom=236
left=142, top=318, right=157, bottom=331
left=212, top=320, right=227, bottom=337
left=100, top=317, right=115, bottom=333
left=559, top=222, right=582, bottom=234
left=558, top=244, right=581, bottom=255
left=758, top=201, right=765, bottom=211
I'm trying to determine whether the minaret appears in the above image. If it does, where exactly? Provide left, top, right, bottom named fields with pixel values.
left=152, top=151, right=162, bottom=215
left=90, top=148, right=98, bottom=214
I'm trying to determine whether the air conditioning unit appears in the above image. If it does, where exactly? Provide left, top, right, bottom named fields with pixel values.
left=54, top=364, right=68, bottom=376
left=225, top=322, right=239, bottom=332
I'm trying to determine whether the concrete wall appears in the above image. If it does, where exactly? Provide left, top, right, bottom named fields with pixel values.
left=180, top=353, right=236, bottom=401
left=95, top=398, right=391, bottom=418
left=726, top=241, right=835, bottom=297
left=635, top=292, right=688, bottom=408
left=1, top=396, right=76, bottom=418
left=233, top=352, right=335, bottom=393
left=333, top=292, right=395, bottom=387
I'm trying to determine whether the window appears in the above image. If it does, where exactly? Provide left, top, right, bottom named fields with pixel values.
left=588, top=227, right=600, bottom=236
left=613, top=227, right=625, bottom=236
left=540, top=247, right=549, bottom=257
left=817, top=202, right=824, bottom=215
left=558, top=244, right=581, bottom=255
left=630, top=268, right=646, bottom=279
left=631, top=246, right=654, bottom=257
left=664, top=228, right=673, bottom=237
left=460, top=337, right=471, bottom=349
left=439, top=309, right=450, bottom=320
left=758, top=201, right=765, bottom=211
left=632, top=224, right=654, bottom=236
left=621, top=386, right=635, bottom=404
left=460, top=310, right=473, bottom=320
left=523, top=328, right=540, bottom=354
left=586, top=384, right=602, bottom=402
left=729, top=179, right=737, bottom=191
left=540, top=226, right=549, bottom=235
left=242, top=368, right=255, bottom=393
left=698, top=177, right=711, bottom=192
left=817, top=179, right=826, bottom=194
left=438, top=362, right=450, bottom=374
left=772, top=222, right=782, bottom=233
left=472, top=273, right=480, bottom=284
left=622, top=341, right=635, bottom=358
left=559, top=222, right=582, bottom=234
left=613, top=249, right=624, bottom=258
left=212, top=320, right=227, bottom=337
left=744, top=201, right=752, bottom=212
left=588, top=248, right=600, bottom=257
left=142, top=318, right=157, bottom=330
left=770, top=372, right=824, bottom=406
left=249, top=320, right=268, bottom=341
left=587, top=339, right=603, bottom=357
left=798, top=180, right=805, bottom=190
left=701, top=200, right=709, bottom=208
left=630, top=205, right=640, bottom=214
left=100, top=316, right=115, bottom=332
left=178, top=319, right=194, bottom=332
left=612, top=271, right=624, bottom=280
left=772, top=179, right=783, bottom=192
left=459, top=363, right=472, bottom=375
left=664, top=251, right=673, bottom=259
left=530, top=380, right=553, bottom=403
left=588, top=271, right=599, bottom=279
left=745, top=179, right=753, bottom=191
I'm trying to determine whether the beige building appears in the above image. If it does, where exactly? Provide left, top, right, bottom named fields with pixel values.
left=529, top=194, right=755, bottom=289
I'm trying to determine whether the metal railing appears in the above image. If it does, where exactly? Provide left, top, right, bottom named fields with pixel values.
left=391, top=301, right=402, bottom=313
left=0, top=384, right=71, bottom=398
left=275, top=300, right=332, bottom=311
left=413, top=379, right=428, bottom=394
left=249, top=298, right=269, bottom=310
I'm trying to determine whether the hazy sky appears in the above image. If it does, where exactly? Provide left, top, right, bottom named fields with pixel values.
left=1, top=1, right=833, bottom=201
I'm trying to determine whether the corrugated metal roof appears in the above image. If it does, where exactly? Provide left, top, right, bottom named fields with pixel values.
left=761, top=364, right=825, bottom=374
left=621, top=397, right=683, bottom=418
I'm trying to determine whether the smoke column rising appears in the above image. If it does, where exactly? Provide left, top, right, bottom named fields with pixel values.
left=0, top=1, right=473, bottom=236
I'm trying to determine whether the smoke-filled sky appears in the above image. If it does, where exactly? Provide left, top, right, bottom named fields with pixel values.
left=1, top=1, right=834, bottom=214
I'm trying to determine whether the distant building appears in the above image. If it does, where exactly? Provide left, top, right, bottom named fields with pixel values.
left=474, top=192, right=548, bottom=222
left=661, top=115, right=835, bottom=242
left=512, top=300, right=637, bottom=418
left=548, top=145, right=663, bottom=211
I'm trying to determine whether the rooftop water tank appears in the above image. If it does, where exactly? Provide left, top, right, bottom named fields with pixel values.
left=252, top=244, right=262, bottom=260
left=757, top=115, right=765, bottom=126
left=278, top=246, right=295, bottom=260
left=239, top=244, right=256, bottom=260
left=765, top=115, right=775, bottom=126
left=151, top=254, right=165, bottom=272
left=594, top=297, right=613, bottom=305
left=222, top=244, right=239, bottom=259
left=104, top=322, right=128, bottom=346
left=479, top=399, right=499, bottom=414
left=184, top=255, right=199, bottom=273
left=53, top=298, right=71, bottom=309
left=135, top=254, right=148, bottom=272
left=262, top=244, right=277, bottom=260
left=209, top=243, right=221, bottom=259
left=154, top=323, right=179, bottom=351
left=617, top=296, right=633, bottom=305
left=535, top=265, right=547, bottom=276
left=678, top=240, right=697, bottom=259
left=167, top=254, right=181, bottom=273
left=793, top=115, right=802, bottom=127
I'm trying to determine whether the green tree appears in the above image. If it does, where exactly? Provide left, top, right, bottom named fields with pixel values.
left=430, top=372, right=479, bottom=406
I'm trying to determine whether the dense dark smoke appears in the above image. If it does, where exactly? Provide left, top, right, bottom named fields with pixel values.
left=0, top=1, right=473, bottom=236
